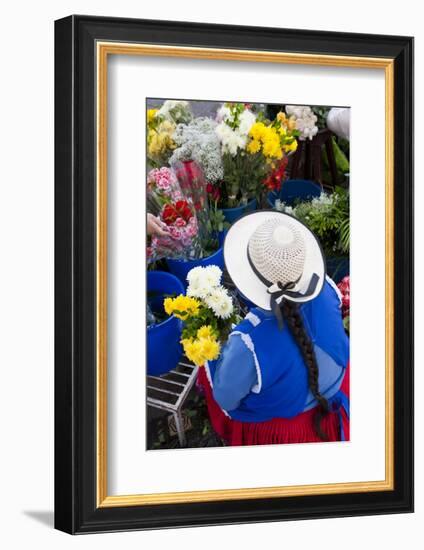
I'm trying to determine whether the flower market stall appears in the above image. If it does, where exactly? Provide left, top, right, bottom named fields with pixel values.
left=146, top=99, right=350, bottom=450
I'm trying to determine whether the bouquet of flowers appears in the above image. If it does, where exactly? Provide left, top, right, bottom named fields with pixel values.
left=214, top=103, right=298, bottom=206
left=146, top=101, right=193, bottom=168
left=172, top=160, right=227, bottom=256
left=147, top=167, right=202, bottom=261
left=170, top=117, right=224, bottom=184
left=163, top=266, right=239, bottom=366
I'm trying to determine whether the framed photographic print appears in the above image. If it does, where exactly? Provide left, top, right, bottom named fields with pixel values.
left=54, top=15, right=414, bottom=534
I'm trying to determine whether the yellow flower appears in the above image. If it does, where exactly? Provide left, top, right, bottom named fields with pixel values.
left=262, top=136, right=282, bottom=159
left=247, top=139, right=261, bottom=154
left=276, top=112, right=297, bottom=131
left=147, top=108, right=158, bottom=124
left=198, top=337, right=221, bottom=361
left=284, top=139, right=298, bottom=153
left=181, top=338, right=205, bottom=366
left=163, top=297, right=175, bottom=316
left=249, top=122, right=266, bottom=141
left=277, top=111, right=288, bottom=124
left=181, top=336, right=221, bottom=366
left=165, top=294, right=200, bottom=320
left=197, top=325, right=215, bottom=339
left=278, top=125, right=287, bottom=137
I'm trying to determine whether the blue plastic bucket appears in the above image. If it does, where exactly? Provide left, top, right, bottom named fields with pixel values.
left=220, top=197, right=257, bottom=224
left=326, top=256, right=349, bottom=284
left=267, top=179, right=322, bottom=208
left=166, top=246, right=225, bottom=287
left=147, top=271, right=185, bottom=376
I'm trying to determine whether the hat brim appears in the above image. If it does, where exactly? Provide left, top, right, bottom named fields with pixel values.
left=224, top=210, right=326, bottom=310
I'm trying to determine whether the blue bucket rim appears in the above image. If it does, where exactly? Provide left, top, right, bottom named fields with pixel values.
left=219, top=196, right=257, bottom=214
left=147, top=270, right=184, bottom=330
left=166, top=245, right=223, bottom=266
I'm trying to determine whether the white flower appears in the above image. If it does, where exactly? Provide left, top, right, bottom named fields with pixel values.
left=186, top=265, right=223, bottom=298
left=186, top=266, right=204, bottom=286
left=216, top=122, right=247, bottom=156
left=285, top=105, right=318, bottom=141
left=204, top=286, right=234, bottom=319
left=170, top=117, right=223, bottom=183
left=238, top=109, right=256, bottom=135
left=274, top=199, right=294, bottom=216
left=216, top=105, right=231, bottom=123
left=202, top=265, right=222, bottom=288
left=157, top=100, right=192, bottom=124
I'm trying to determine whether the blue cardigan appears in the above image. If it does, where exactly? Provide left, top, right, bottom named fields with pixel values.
left=207, top=279, right=349, bottom=422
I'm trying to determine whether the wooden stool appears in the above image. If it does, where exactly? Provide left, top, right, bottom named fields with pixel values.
left=291, top=129, right=338, bottom=189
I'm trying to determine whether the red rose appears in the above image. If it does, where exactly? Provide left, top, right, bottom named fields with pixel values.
left=175, top=200, right=193, bottom=222
left=162, top=204, right=177, bottom=225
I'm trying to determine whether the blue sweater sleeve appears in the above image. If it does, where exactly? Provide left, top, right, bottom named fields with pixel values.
left=212, top=334, right=257, bottom=411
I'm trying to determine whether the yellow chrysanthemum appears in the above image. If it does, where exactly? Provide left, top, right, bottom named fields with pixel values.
left=198, top=337, right=221, bottom=361
left=181, top=338, right=205, bottom=366
left=247, top=139, right=261, bottom=154
left=197, top=325, right=215, bottom=340
left=163, top=295, right=200, bottom=320
left=147, top=108, right=158, bottom=124
left=181, top=336, right=221, bottom=366
left=278, top=125, right=287, bottom=137
left=284, top=139, right=298, bottom=153
left=163, top=297, right=175, bottom=316
left=249, top=122, right=266, bottom=141
left=262, top=138, right=282, bottom=159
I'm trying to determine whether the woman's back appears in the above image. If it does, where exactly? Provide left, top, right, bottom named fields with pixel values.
left=209, top=280, right=349, bottom=422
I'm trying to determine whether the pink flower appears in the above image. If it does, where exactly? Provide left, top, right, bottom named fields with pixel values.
left=169, top=226, right=181, bottom=239
left=175, top=217, right=187, bottom=227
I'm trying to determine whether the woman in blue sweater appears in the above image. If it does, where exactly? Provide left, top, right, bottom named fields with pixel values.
left=199, top=211, right=349, bottom=445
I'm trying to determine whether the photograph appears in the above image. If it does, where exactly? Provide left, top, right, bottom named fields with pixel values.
left=145, top=99, right=351, bottom=450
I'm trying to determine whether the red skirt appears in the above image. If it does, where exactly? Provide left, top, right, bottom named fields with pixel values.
left=198, top=363, right=350, bottom=446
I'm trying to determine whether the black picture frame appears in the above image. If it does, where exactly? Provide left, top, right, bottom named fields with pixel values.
left=55, top=15, right=414, bottom=534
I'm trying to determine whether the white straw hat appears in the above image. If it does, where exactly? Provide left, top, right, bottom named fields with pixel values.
left=224, top=211, right=325, bottom=314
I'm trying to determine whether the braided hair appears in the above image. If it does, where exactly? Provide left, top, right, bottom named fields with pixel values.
left=281, top=300, right=329, bottom=440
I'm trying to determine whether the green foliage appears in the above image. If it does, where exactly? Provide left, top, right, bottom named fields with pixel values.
left=180, top=302, right=239, bottom=344
left=222, top=151, right=268, bottom=207
left=312, top=106, right=331, bottom=129
left=293, top=187, right=350, bottom=256
left=322, top=137, right=350, bottom=185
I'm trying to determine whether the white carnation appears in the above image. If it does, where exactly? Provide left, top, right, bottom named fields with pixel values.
left=204, top=287, right=234, bottom=319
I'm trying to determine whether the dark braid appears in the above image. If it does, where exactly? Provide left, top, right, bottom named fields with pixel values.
left=281, top=300, right=329, bottom=441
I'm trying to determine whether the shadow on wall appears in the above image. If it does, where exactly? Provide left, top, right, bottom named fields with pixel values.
left=23, top=510, right=54, bottom=528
